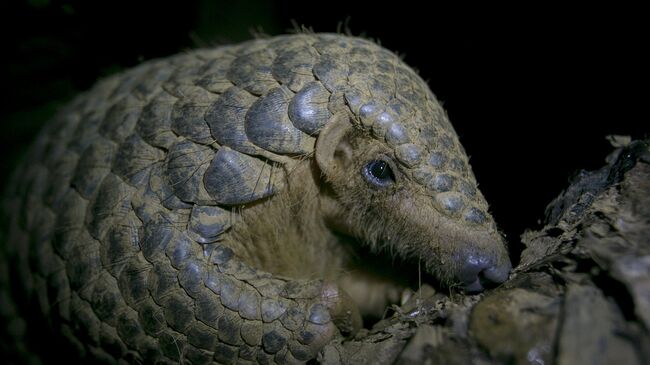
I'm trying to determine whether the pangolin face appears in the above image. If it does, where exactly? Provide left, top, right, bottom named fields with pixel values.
left=317, top=37, right=512, bottom=291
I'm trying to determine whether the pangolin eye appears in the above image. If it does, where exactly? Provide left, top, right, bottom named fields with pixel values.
left=363, top=160, right=395, bottom=187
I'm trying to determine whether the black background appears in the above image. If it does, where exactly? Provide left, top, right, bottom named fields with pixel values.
left=1, top=0, right=647, bottom=262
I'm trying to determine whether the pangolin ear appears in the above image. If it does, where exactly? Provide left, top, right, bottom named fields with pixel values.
left=315, top=112, right=354, bottom=178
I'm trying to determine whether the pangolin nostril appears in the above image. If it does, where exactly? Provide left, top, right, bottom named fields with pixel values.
left=481, top=261, right=512, bottom=285
left=459, top=256, right=512, bottom=293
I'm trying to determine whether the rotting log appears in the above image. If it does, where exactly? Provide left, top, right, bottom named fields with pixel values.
left=323, top=137, right=650, bottom=365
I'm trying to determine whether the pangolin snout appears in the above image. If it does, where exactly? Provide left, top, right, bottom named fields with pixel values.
left=452, top=235, right=512, bottom=293
left=457, top=254, right=511, bottom=293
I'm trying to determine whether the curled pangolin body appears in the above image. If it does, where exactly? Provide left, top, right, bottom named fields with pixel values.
left=1, top=33, right=494, bottom=363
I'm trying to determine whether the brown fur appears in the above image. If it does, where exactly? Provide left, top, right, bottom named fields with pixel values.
left=221, top=148, right=412, bottom=317
left=221, top=116, right=506, bottom=318
left=223, top=159, right=347, bottom=281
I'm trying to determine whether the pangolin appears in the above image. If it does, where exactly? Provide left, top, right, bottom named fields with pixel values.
left=0, top=33, right=511, bottom=364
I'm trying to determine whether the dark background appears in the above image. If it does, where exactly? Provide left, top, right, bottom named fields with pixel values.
left=1, top=0, right=647, bottom=262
